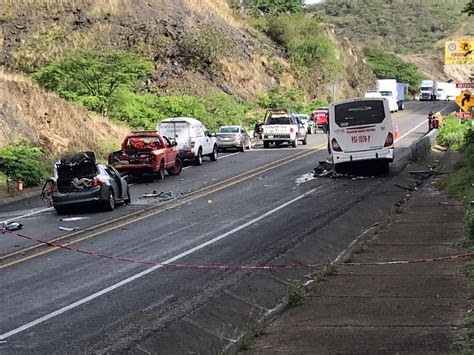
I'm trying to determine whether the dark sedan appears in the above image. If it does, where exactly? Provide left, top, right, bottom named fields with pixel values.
left=51, top=152, right=130, bottom=214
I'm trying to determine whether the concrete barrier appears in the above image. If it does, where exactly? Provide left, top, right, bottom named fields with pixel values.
left=410, top=129, right=437, bottom=161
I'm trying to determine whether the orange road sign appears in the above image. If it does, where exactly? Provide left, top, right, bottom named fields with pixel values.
left=455, top=90, right=473, bottom=113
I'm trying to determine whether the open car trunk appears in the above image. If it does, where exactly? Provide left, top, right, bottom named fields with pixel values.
left=56, top=152, right=98, bottom=193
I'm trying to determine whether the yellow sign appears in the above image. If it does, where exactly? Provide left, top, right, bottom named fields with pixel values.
left=445, top=40, right=474, bottom=65
left=455, top=89, right=473, bottom=113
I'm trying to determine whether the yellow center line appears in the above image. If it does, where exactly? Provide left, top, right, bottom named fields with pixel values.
left=1, top=144, right=326, bottom=269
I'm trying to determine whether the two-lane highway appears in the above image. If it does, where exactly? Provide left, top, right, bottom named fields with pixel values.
left=0, top=101, right=454, bottom=352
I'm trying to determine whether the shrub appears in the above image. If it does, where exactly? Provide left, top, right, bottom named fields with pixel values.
left=364, top=47, right=424, bottom=94
left=179, top=26, right=231, bottom=72
left=0, top=139, right=48, bottom=187
left=437, top=115, right=470, bottom=150
left=33, top=50, right=154, bottom=115
left=285, top=279, right=305, bottom=307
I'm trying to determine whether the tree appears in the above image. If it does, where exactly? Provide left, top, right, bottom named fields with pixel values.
left=463, top=0, right=474, bottom=15
left=241, top=0, right=304, bottom=15
left=33, top=51, right=153, bottom=114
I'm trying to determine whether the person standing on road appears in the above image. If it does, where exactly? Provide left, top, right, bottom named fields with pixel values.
left=428, top=111, right=434, bottom=131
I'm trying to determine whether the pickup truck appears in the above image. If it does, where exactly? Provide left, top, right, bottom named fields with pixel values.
left=261, top=109, right=307, bottom=148
left=108, top=132, right=183, bottom=180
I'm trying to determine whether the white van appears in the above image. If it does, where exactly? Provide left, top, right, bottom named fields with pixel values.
left=328, top=98, right=394, bottom=173
left=157, top=117, right=218, bottom=165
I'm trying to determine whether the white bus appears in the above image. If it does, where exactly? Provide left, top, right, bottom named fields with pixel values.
left=328, top=98, right=394, bottom=173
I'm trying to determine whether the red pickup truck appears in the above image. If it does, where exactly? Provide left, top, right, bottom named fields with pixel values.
left=311, top=108, right=329, bottom=133
left=108, top=132, right=183, bottom=179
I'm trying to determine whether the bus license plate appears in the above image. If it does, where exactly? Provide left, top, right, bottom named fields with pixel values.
left=351, top=135, right=371, bottom=144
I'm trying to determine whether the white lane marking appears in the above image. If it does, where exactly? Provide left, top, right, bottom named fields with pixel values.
left=395, top=102, right=452, bottom=143
left=395, top=119, right=428, bottom=143
left=0, top=186, right=323, bottom=341
left=0, top=207, right=54, bottom=225
left=218, top=152, right=240, bottom=159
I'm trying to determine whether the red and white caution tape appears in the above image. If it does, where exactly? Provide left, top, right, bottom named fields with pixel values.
left=2, top=229, right=473, bottom=270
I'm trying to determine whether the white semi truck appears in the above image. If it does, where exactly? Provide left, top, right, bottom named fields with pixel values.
left=419, top=80, right=438, bottom=101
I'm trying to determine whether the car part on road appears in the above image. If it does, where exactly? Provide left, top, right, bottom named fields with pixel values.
left=1, top=222, right=23, bottom=232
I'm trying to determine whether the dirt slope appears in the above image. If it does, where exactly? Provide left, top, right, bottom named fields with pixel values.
left=0, top=69, right=129, bottom=156
left=0, top=0, right=284, bottom=99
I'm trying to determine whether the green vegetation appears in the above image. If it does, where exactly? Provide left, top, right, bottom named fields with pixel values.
left=0, top=139, right=48, bottom=187
left=253, top=12, right=344, bottom=92
left=285, top=279, right=305, bottom=307
left=311, top=0, right=472, bottom=53
left=464, top=0, right=474, bottom=15
left=32, top=49, right=328, bottom=131
left=438, top=120, right=474, bottom=354
left=33, top=51, right=154, bottom=116
left=437, top=114, right=471, bottom=150
left=179, top=26, right=231, bottom=73
left=234, top=0, right=304, bottom=15
left=364, top=47, right=424, bottom=94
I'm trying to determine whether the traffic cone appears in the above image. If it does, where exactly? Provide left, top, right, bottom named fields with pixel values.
left=394, top=125, right=400, bottom=140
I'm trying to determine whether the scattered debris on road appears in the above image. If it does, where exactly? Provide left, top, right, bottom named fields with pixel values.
left=58, top=226, right=78, bottom=232
left=141, top=191, right=175, bottom=201
left=1, top=221, right=23, bottom=232
left=59, top=217, right=89, bottom=222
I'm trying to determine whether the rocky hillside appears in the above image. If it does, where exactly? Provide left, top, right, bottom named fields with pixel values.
left=311, top=0, right=473, bottom=83
left=0, top=69, right=129, bottom=155
left=0, top=0, right=286, bottom=99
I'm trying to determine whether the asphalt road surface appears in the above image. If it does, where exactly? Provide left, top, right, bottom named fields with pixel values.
left=0, top=101, right=457, bottom=353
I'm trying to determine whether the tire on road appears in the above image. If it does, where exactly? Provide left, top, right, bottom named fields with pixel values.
left=263, top=141, right=270, bottom=149
left=292, top=139, right=298, bottom=148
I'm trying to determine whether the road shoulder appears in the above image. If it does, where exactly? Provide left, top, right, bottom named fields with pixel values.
left=245, top=151, right=471, bottom=353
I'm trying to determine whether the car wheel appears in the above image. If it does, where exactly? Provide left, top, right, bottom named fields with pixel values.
left=104, top=190, right=115, bottom=211
left=247, top=141, right=252, bottom=150
left=240, top=143, right=245, bottom=152
left=195, top=148, right=203, bottom=165
left=157, top=160, right=165, bottom=180
left=264, top=141, right=269, bottom=149
left=168, top=157, right=183, bottom=176
left=124, top=187, right=131, bottom=205
left=302, top=135, right=307, bottom=145
left=292, top=139, right=298, bottom=148
left=210, top=145, right=218, bottom=161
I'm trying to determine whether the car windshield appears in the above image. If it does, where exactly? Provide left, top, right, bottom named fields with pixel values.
left=267, top=116, right=292, bottom=124
left=335, top=100, right=385, bottom=127
left=421, top=87, right=432, bottom=91
left=379, top=91, right=392, bottom=97
left=219, top=127, right=240, bottom=133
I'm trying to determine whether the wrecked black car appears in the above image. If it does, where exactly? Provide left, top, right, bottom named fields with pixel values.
left=51, top=152, right=131, bottom=214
